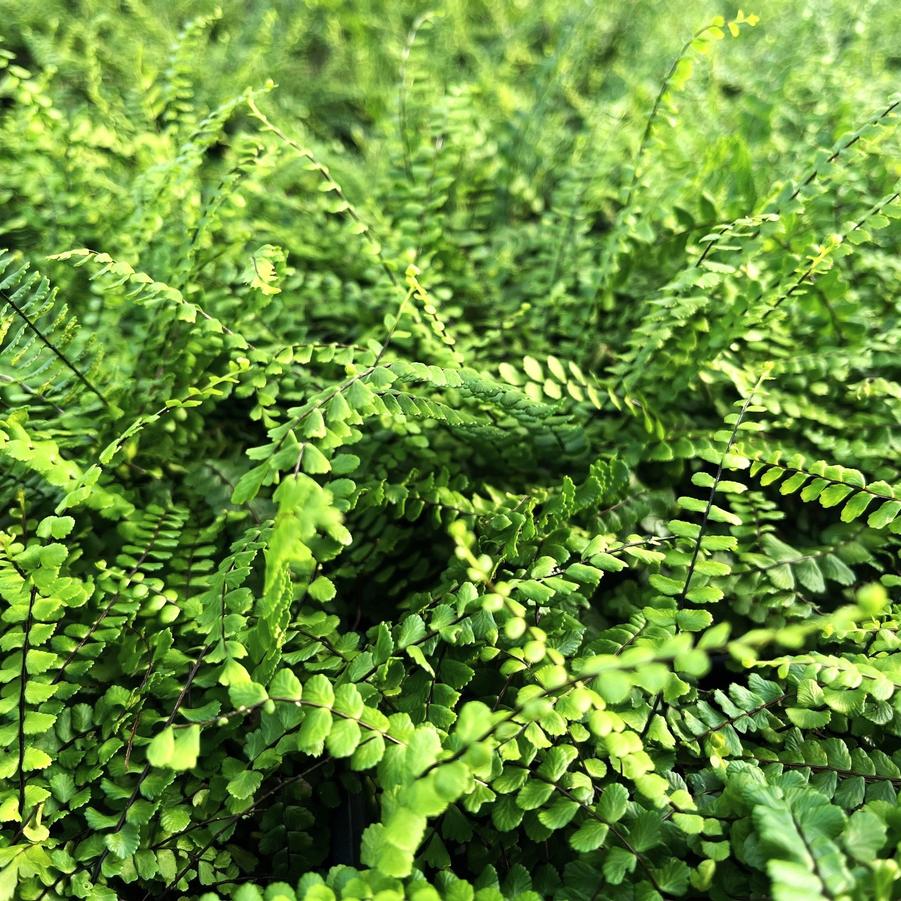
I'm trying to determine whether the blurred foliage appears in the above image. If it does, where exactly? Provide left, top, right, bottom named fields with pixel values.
left=0, top=0, right=900, bottom=899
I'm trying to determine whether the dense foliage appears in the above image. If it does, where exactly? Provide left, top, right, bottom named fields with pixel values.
left=1, top=1, right=900, bottom=899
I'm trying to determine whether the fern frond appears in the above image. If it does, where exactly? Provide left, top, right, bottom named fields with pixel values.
left=0, top=250, right=110, bottom=410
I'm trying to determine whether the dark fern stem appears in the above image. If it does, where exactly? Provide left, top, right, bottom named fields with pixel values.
left=18, top=585, right=37, bottom=820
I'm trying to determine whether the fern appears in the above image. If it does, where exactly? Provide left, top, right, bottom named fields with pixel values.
left=0, top=251, right=109, bottom=411
left=1, top=3, right=900, bottom=900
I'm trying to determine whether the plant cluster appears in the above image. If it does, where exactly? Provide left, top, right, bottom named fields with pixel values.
left=0, top=1, right=900, bottom=899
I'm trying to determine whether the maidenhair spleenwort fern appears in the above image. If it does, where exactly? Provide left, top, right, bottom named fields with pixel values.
left=0, top=3, right=900, bottom=901
left=0, top=252, right=110, bottom=412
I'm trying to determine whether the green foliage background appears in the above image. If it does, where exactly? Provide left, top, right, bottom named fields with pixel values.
left=0, top=0, right=900, bottom=898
